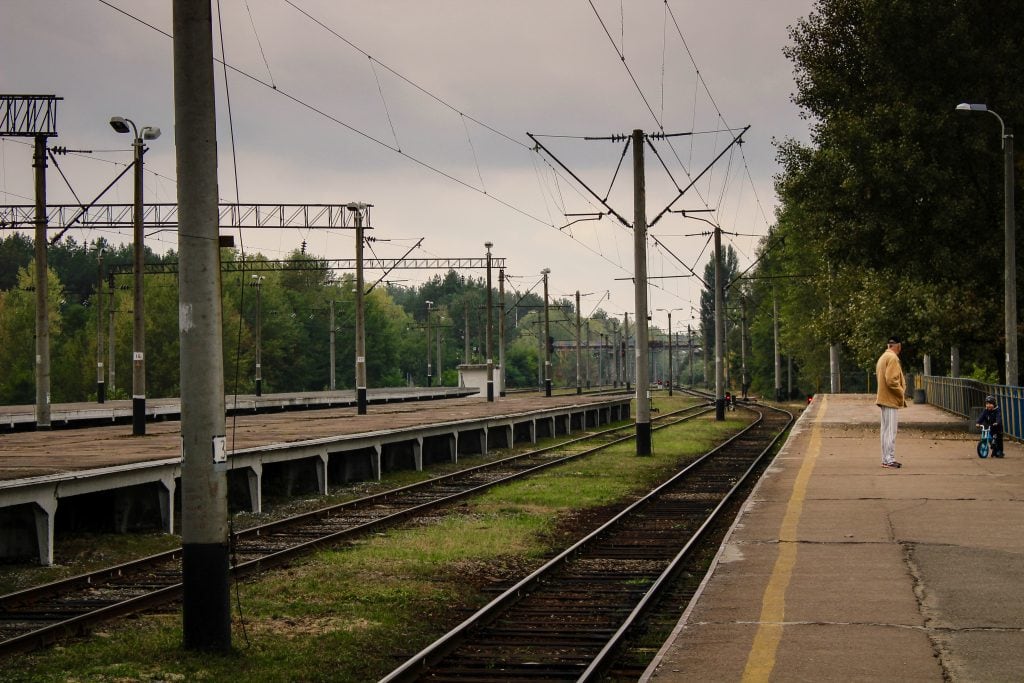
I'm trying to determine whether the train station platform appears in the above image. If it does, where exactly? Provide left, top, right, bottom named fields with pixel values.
left=0, top=387, right=476, bottom=431
left=0, top=392, right=631, bottom=566
left=642, top=393, right=1024, bottom=682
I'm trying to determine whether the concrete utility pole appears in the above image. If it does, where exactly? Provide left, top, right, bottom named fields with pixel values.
left=96, top=249, right=105, bottom=403
left=714, top=226, right=726, bottom=420
left=425, top=300, right=433, bottom=387
left=351, top=204, right=367, bottom=414
left=688, top=324, right=694, bottom=388
left=667, top=311, right=674, bottom=396
left=108, top=276, right=116, bottom=394
left=585, top=321, right=592, bottom=389
left=542, top=268, right=552, bottom=397
left=174, top=0, right=230, bottom=652
left=575, top=290, right=582, bottom=395
left=463, top=300, right=470, bottom=364
left=485, top=242, right=494, bottom=401
left=773, top=288, right=782, bottom=401
left=829, top=344, right=841, bottom=393
left=618, top=313, right=626, bottom=389
left=740, top=297, right=749, bottom=399
left=498, top=268, right=506, bottom=397
left=626, top=130, right=651, bottom=454
left=251, top=275, right=264, bottom=396
left=329, top=298, right=336, bottom=391
left=34, top=135, right=51, bottom=429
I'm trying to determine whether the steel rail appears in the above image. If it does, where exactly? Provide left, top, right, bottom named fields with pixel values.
left=0, top=404, right=710, bottom=656
left=380, top=403, right=792, bottom=682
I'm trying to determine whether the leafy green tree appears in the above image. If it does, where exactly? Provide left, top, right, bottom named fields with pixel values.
left=0, top=264, right=63, bottom=404
left=765, top=0, right=1024, bottom=384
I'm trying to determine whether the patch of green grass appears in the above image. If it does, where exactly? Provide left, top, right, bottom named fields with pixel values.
left=6, top=412, right=748, bottom=682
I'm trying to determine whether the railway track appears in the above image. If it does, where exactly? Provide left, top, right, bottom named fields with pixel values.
left=380, top=402, right=793, bottom=682
left=0, top=402, right=713, bottom=656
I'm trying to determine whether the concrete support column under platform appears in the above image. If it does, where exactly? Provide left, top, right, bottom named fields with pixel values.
left=246, top=464, right=262, bottom=514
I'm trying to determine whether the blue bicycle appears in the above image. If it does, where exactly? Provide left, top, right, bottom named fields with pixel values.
left=977, top=425, right=992, bottom=459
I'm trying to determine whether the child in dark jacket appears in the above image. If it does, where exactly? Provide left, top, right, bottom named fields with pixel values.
left=976, top=396, right=1004, bottom=458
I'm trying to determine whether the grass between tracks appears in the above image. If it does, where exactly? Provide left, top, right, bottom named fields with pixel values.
left=4, top=396, right=750, bottom=683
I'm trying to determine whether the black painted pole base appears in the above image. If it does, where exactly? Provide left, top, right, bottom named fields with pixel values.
left=545, top=380, right=552, bottom=397
left=576, top=386, right=582, bottom=395
left=486, top=381, right=494, bottom=402
left=716, top=398, right=726, bottom=421
left=97, top=382, right=106, bottom=404
left=357, top=387, right=367, bottom=415
left=636, top=421, right=652, bottom=455
left=427, top=375, right=432, bottom=387
left=132, top=397, right=146, bottom=436
left=255, top=379, right=262, bottom=397
left=182, top=542, right=232, bottom=652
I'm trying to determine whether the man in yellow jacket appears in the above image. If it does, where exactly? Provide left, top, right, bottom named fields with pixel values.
left=875, top=336, right=907, bottom=468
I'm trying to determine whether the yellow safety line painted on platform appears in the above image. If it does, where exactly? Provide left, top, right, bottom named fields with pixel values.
left=741, top=395, right=828, bottom=682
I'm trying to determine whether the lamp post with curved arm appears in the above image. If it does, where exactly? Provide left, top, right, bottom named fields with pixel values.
left=110, top=115, right=160, bottom=435
left=956, top=103, right=1017, bottom=385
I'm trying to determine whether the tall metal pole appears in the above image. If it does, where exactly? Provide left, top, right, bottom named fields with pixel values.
left=252, top=276, right=263, bottom=397
left=436, top=317, right=443, bottom=385
left=740, top=297, right=749, bottom=399
left=485, top=242, right=494, bottom=401
left=329, top=298, right=336, bottom=391
left=498, top=268, right=506, bottom=397
left=575, top=290, right=582, bottom=395
left=1004, top=126, right=1017, bottom=385
left=773, top=287, right=782, bottom=401
left=542, top=268, right=551, bottom=397
left=352, top=205, right=367, bottom=414
left=618, top=313, right=626, bottom=389
left=714, top=226, right=725, bottom=420
left=463, top=300, right=470, bottom=364
left=426, top=301, right=433, bottom=387
left=174, top=0, right=230, bottom=651
left=667, top=311, right=673, bottom=396
left=131, top=131, right=146, bottom=435
left=96, top=249, right=106, bottom=403
left=33, top=134, right=51, bottom=430
left=632, top=129, right=652, bottom=454
left=688, top=324, right=694, bottom=388
left=586, top=321, right=592, bottom=389
left=108, top=274, right=116, bottom=395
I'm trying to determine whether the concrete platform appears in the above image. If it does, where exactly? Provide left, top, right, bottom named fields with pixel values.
left=642, top=393, right=1024, bottom=682
left=0, top=393, right=631, bottom=566
left=0, top=387, right=476, bottom=431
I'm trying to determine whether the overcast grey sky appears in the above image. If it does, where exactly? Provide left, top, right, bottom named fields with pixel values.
left=1, top=0, right=815, bottom=331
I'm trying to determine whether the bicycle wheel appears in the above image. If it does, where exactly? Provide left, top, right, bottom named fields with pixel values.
left=978, top=439, right=990, bottom=458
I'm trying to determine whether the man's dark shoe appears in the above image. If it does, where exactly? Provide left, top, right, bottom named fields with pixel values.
left=881, top=461, right=902, bottom=468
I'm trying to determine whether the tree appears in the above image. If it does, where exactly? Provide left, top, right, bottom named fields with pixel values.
left=768, top=0, right=1024, bottom=382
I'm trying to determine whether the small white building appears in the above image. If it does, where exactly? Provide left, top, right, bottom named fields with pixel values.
left=457, top=363, right=504, bottom=397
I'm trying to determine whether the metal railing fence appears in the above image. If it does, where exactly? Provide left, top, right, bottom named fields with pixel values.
left=920, top=375, right=1024, bottom=441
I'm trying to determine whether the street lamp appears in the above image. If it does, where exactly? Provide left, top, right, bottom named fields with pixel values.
left=956, top=103, right=1017, bottom=385
left=541, top=268, right=552, bottom=397
left=110, top=115, right=160, bottom=436
left=250, top=275, right=264, bottom=396
left=485, top=242, right=495, bottom=402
